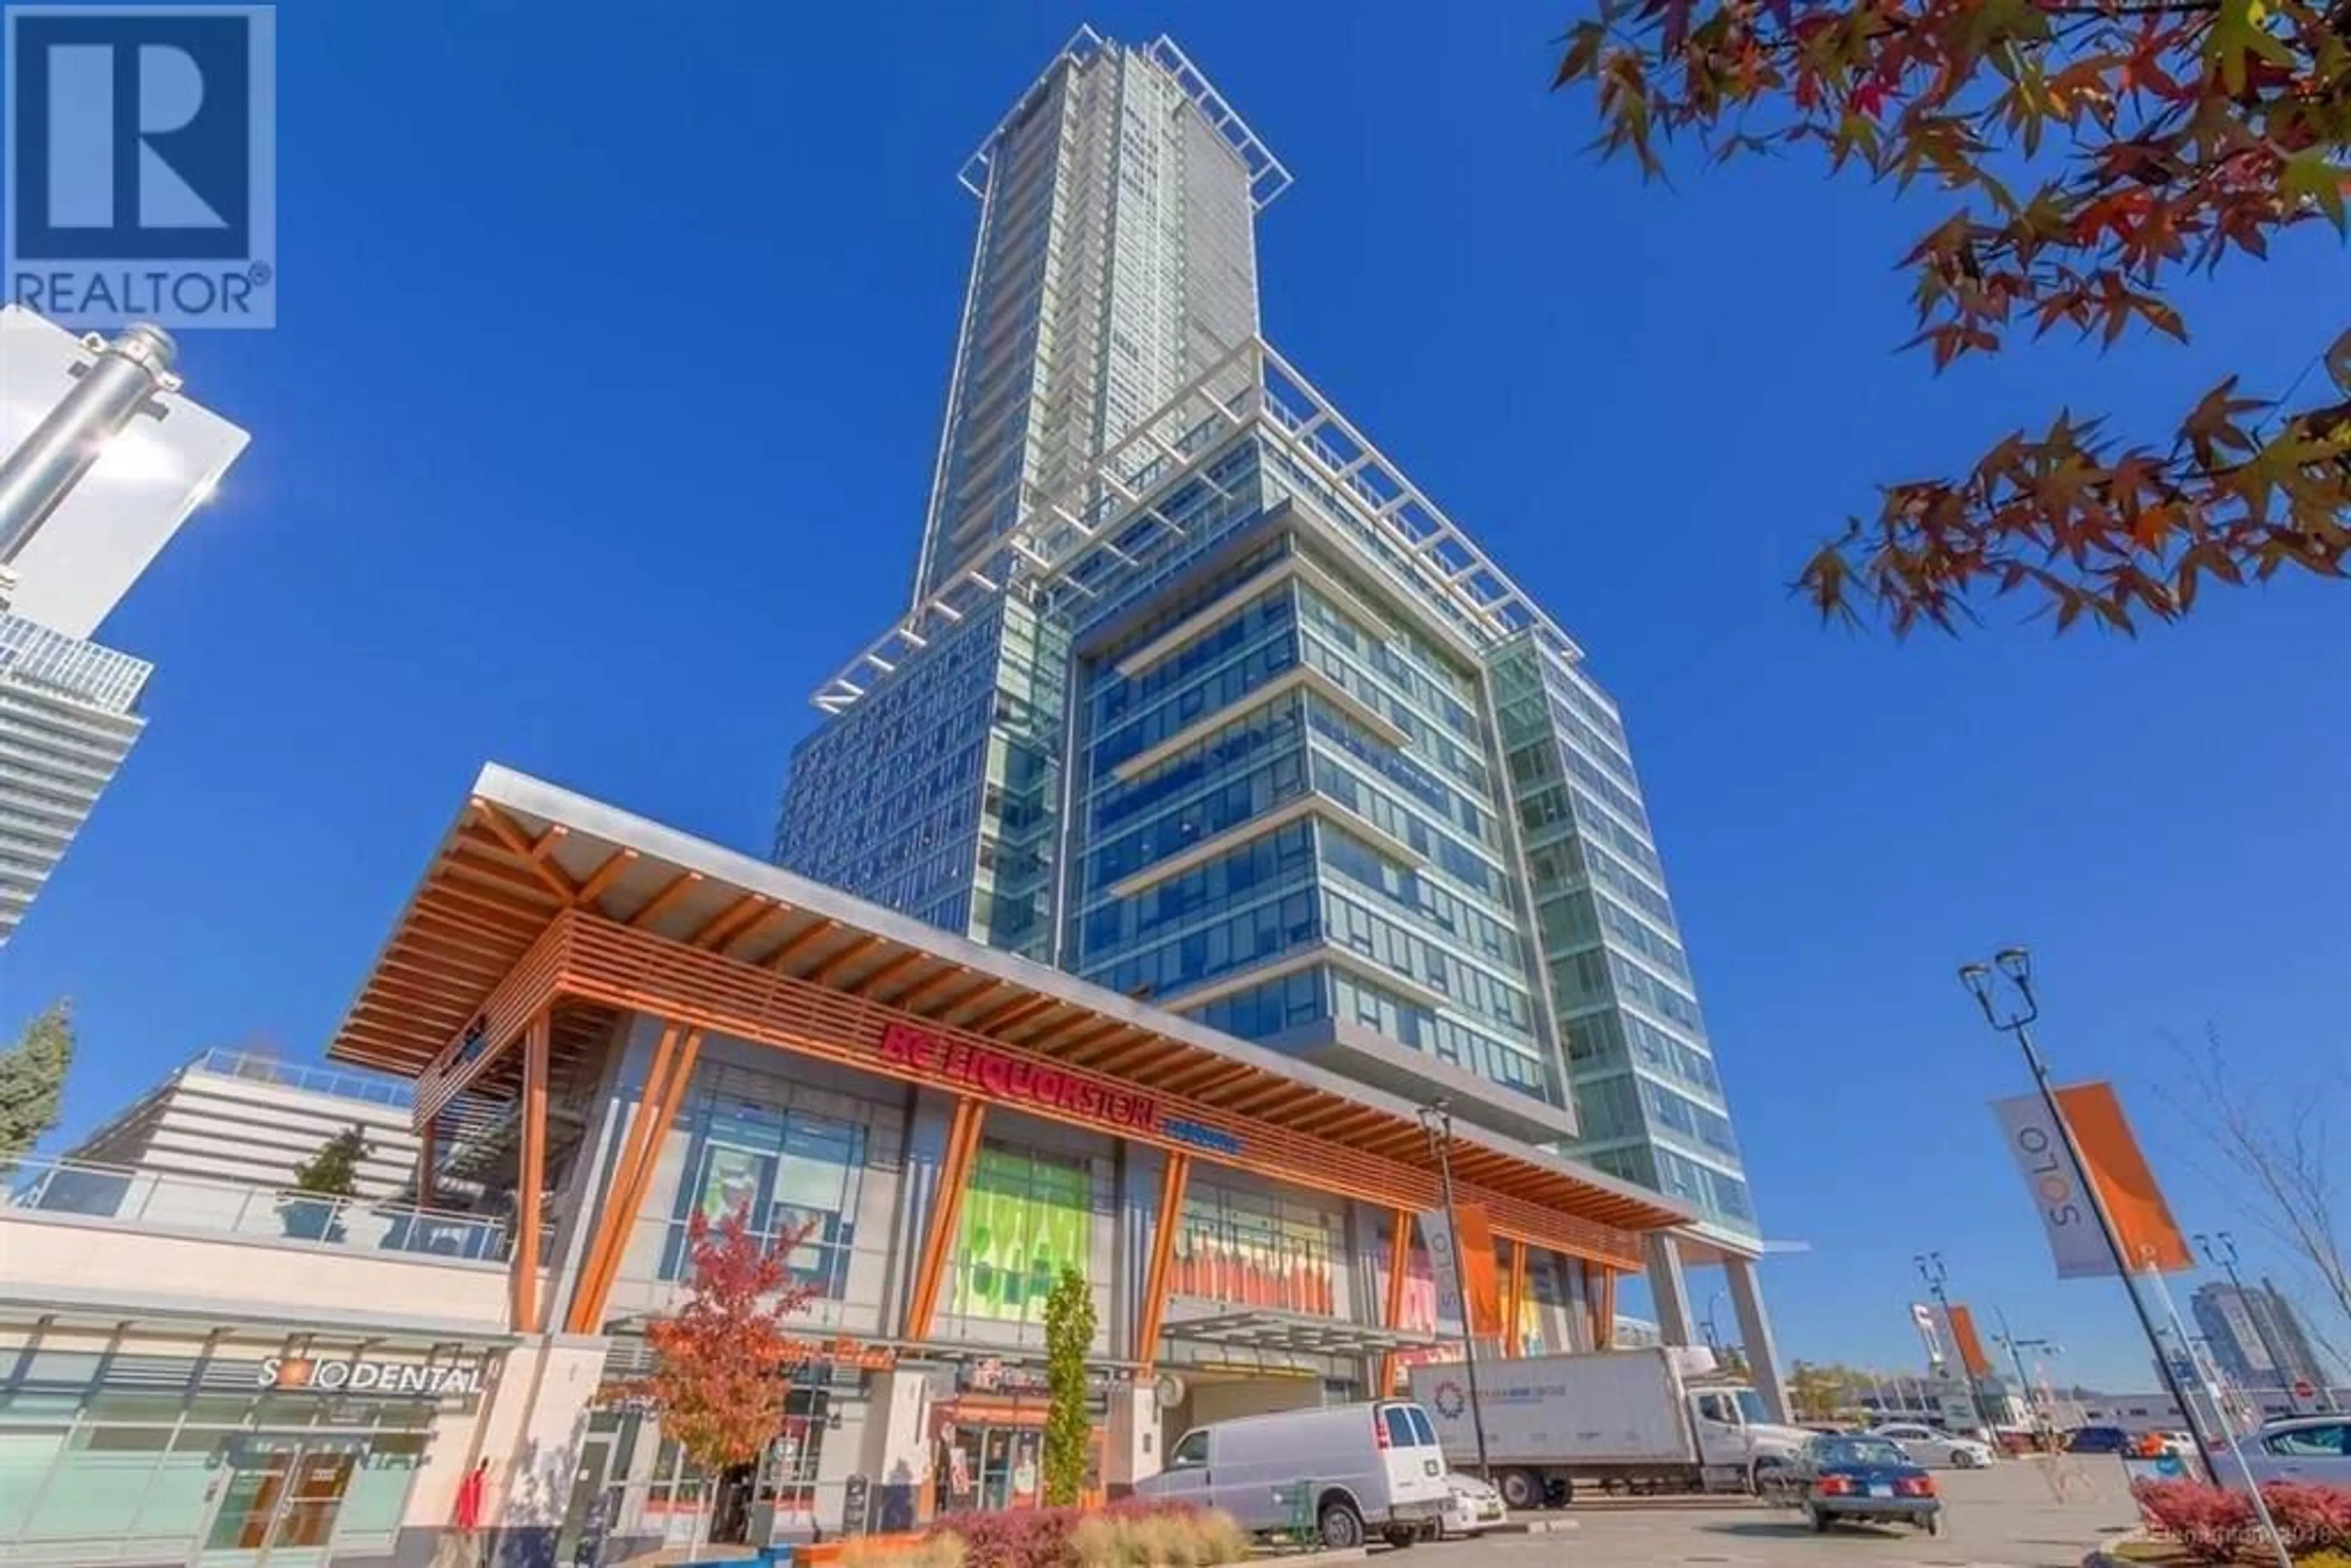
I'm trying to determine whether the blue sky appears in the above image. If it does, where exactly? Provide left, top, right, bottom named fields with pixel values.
left=13, top=1, right=2345, bottom=1391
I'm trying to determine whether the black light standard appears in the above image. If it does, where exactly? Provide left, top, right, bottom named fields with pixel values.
left=1914, top=1251, right=2000, bottom=1436
left=1419, top=1101, right=1490, bottom=1478
left=2194, top=1231, right=2325, bottom=1412
left=1957, top=949, right=2219, bottom=1481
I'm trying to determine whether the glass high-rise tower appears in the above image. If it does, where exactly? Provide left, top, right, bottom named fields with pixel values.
left=775, top=28, right=1778, bottom=1387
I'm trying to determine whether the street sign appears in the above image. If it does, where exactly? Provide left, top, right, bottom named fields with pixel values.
left=2293, top=1379, right=2315, bottom=1404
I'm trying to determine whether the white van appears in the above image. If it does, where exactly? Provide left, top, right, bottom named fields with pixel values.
left=1137, top=1400, right=1454, bottom=1548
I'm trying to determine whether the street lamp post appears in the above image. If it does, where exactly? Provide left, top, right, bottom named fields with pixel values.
left=0, top=323, right=181, bottom=563
left=1959, top=952, right=2291, bottom=1568
left=1703, top=1291, right=1728, bottom=1352
left=1419, top=1101, right=1490, bottom=1479
left=1957, top=950, right=2224, bottom=1480
left=1991, top=1304, right=2060, bottom=1436
left=1914, top=1251, right=2000, bottom=1436
left=2194, top=1231, right=2328, bottom=1413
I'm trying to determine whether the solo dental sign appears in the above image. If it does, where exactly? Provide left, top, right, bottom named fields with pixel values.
left=258, top=1357, right=486, bottom=1398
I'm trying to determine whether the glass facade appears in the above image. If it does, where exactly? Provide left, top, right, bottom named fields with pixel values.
left=771, top=26, right=1760, bottom=1231
left=914, top=38, right=1260, bottom=603
left=1490, top=634, right=1758, bottom=1236
left=774, top=599, right=1068, bottom=959
left=0, top=1339, right=447, bottom=1562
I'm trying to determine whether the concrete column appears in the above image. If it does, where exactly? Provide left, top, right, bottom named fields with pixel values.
left=1724, top=1255, right=1790, bottom=1422
left=861, top=1370, right=934, bottom=1531
left=1644, top=1232, right=1698, bottom=1348
left=541, top=1015, right=661, bottom=1327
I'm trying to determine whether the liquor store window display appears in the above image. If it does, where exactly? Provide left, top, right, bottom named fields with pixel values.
left=934, top=1141, right=1113, bottom=1348
left=1173, top=1177, right=1343, bottom=1316
left=0, top=1338, right=455, bottom=1563
left=659, top=1076, right=876, bottom=1305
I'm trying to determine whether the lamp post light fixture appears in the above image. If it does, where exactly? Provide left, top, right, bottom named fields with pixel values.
left=1958, top=950, right=2289, bottom=1568
left=0, top=323, right=180, bottom=563
left=1914, top=1251, right=2000, bottom=1437
left=1418, top=1100, right=1490, bottom=1478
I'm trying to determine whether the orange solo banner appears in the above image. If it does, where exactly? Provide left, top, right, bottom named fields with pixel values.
left=1945, top=1304, right=1995, bottom=1379
left=1990, top=1081, right=2193, bottom=1278
left=1454, top=1202, right=1504, bottom=1337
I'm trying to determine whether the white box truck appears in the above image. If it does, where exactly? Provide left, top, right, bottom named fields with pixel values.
left=1407, top=1346, right=1811, bottom=1507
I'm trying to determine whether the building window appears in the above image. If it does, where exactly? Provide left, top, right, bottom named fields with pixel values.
left=662, top=1104, right=867, bottom=1298
left=949, top=1145, right=1097, bottom=1326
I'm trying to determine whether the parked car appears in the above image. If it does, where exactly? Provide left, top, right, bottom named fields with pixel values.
left=2211, top=1418, right=2351, bottom=1490
left=2064, top=1425, right=2134, bottom=1455
left=1866, top=1422, right=1996, bottom=1469
left=1438, top=1471, right=1507, bottom=1537
left=1134, top=1400, right=1453, bottom=1550
left=1801, top=1435, right=1944, bottom=1537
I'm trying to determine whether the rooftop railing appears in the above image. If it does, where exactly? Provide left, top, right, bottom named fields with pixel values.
left=187, top=1046, right=417, bottom=1109
left=3, top=1153, right=511, bottom=1264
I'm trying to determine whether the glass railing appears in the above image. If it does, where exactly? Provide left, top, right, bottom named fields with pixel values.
left=2, top=1155, right=510, bottom=1262
left=187, top=1046, right=417, bottom=1108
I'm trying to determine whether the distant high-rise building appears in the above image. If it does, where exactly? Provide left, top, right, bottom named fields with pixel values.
left=773, top=26, right=1775, bottom=1395
left=2194, top=1279, right=2329, bottom=1390
left=0, top=617, right=151, bottom=943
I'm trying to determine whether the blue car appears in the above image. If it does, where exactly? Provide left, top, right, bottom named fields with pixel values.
left=1803, top=1435, right=1944, bottom=1536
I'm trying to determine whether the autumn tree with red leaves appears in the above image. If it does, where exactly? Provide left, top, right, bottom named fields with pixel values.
left=630, top=1206, right=815, bottom=1542
left=1555, top=0, right=2350, bottom=634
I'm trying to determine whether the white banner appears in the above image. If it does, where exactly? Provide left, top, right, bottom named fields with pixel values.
left=1911, top=1302, right=1946, bottom=1368
left=1990, top=1092, right=2112, bottom=1279
left=1419, top=1208, right=1464, bottom=1329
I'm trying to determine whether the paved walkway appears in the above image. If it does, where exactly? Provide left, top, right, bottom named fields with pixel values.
left=1439, top=1463, right=2140, bottom=1568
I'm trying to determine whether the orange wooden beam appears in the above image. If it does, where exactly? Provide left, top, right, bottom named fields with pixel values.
left=1502, top=1239, right=1529, bottom=1359
left=1134, top=1153, right=1191, bottom=1371
left=470, top=801, right=579, bottom=901
left=920, top=977, right=1004, bottom=1021
left=687, top=893, right=771, bottom=951
left=1379, top=1207, right=1415, bottom=1395
left=567, top=1024, right=699, bottom=1332
left=443, top=846, right=571, bottom=906
left=847, top=949, right=931, bottom=1000
left=628, top=871, right=704, bottom=931
left=894, top=966, right=973, bottom=1013
left=965, top=991, right=1057, bottom=1037
left=1027, top=1013, right=1122, bottom=1054
left=423, top=876, right=556, bottom=931
left=811, top=934, right=888, bottom=988
left=513, top=1010, right=551, bottom=1333
left=1591, top=1264, right=1617, bottom=1352
left=573, top=847, right=639, bottom=913
left=764, top=919, right=841, bottom=972
left=903, top=1098, right=986, bottom=1341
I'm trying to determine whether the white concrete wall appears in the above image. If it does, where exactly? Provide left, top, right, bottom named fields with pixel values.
left=0, top=1210, right=511, bottom=1329
left=73, top=1067, right=424, bottom=1199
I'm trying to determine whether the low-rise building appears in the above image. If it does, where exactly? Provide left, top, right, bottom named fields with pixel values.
left=0, top=763, right=1714, bottom=1564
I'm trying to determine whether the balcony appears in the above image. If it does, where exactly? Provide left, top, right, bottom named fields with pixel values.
left=6, top=1154, right=510, bottom=1262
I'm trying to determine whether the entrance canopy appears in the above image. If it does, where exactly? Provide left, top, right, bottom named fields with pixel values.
left=326, top=765, right=1692, bottom=1268
left=1161, top=1308, right=1438, bottom=1360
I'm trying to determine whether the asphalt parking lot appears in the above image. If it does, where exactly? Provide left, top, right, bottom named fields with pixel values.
left=1431, top=1461, right=2140, bottom=1567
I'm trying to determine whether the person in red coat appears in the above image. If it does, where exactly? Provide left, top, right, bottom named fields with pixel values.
left=444, top=1460, right=490, bottom=1567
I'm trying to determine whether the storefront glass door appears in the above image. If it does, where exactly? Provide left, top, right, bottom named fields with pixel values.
left=195, top=1437, right=359, bottom=1567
